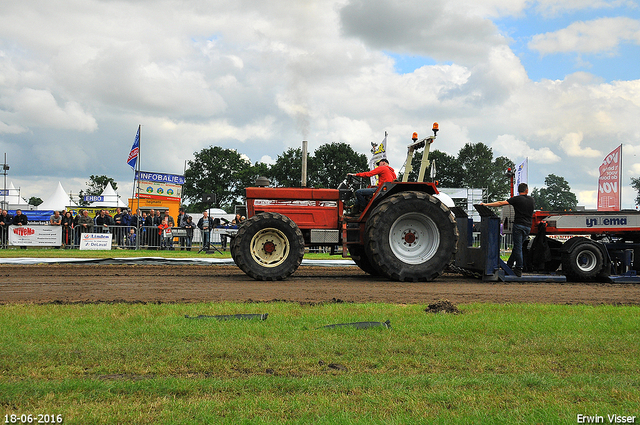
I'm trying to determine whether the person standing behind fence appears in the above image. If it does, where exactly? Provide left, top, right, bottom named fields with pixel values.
left=177, top=208, right=188, bottom=249
left=96, top=210, right=111, bottom=234
left=144, top=209, right=155, bottom=249
left=113, top=208, right=124, bottom=246
left=77, top=210, right=94, bottom=240
left=126, top=228, right=136, bottom=249
left=12, top=209, right=28, bottom=226
left=11, top=209, right=28, bottom=249
left=158, top=217, right=170, bottom=250
left=163, top=211, right=175, bottom=250
left=61, top=211, right=74, bottom=248
left=153, top=210, right=163, bottom=249
left=50, top=210, right=62, bottom=226
left=49, top=210, right=63, bottom=249
left=0, top=209, right=12, bottom=248
left=182, top=215, right=195, bottom=251
left=197, top=211, right=214, bottom=250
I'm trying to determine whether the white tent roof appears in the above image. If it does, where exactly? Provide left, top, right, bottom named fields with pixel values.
left=2, top=182, right=29, bottom=206
left=89, top=182, right=128, bottom=208
left=38, top=182, right=78, bottom=210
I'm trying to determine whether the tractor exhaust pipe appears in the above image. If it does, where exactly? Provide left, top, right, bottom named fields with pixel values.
left=301, top=140, right=308, bottom=187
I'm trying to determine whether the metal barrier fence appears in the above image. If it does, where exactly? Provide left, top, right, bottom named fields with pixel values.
left=0, top=224, right=229, bottom=251
left=1, top=225, right=516, bottom=253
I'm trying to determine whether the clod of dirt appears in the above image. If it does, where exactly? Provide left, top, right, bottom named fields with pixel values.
left=328, top=363, right=348, bottom=372
left=425, top=299, right=461, bottom=314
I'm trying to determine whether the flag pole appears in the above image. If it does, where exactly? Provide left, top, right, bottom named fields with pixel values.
left=619, top=144, right=623, bottom=210
left=136, top=125, right=141, bottom=249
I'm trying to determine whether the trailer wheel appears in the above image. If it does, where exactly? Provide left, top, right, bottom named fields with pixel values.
left=562, top=242, right=604, bottom=281
left=348, top=244, right=379, bottom=276
left=231, top=212, right=304, bottom=281
left=365, top=191, right=458, bottom=282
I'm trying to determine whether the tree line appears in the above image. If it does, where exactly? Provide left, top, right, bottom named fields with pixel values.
left=77, top=142, right=590, bottom=213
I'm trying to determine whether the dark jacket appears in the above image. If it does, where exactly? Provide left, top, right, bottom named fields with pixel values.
left=182, top=218, right=195, bottom=237
left=197, top=216, right=214, bottom=231
left=11, top=214, right=28, bottom=226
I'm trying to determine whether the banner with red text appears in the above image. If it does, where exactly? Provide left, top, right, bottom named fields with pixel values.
left=597, top=145, right=622, bottom=211
left=8, top=225, right=62, bottom=246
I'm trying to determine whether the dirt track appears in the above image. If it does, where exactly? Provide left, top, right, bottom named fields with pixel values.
left=1, top=264, right=640, bottom=305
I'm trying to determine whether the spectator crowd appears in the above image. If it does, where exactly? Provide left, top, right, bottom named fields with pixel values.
left=0, top=207, right=244, bottom=250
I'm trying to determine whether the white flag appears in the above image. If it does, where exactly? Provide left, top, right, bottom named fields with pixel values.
left=515, top=158, right=528, bottom=189
left=430, top=159, right=437, bottom=180
left=368, top=132, right=388, bottom=186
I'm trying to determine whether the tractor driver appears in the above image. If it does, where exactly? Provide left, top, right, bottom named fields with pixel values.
left=348, top=158, right=397, bottom=213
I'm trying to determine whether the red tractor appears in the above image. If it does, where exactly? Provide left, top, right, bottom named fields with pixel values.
left=230, top=124, right=459, bottom=281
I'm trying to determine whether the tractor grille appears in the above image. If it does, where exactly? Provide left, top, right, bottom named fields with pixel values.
left=310, top=229, right=339, bottom=244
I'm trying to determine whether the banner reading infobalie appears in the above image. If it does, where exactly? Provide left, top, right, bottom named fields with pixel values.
left=135, top=171, right=185, bottom=201
left=597, top=145, right=622, bottom=211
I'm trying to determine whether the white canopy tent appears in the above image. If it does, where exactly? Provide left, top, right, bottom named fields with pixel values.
left=89, top=182, right=128, bottom=208
left=38, top=182, right=77, bottom=210
left=2, top=182, right=29, bottom=207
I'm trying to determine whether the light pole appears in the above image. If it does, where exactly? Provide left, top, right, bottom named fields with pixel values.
left=1, top=153, right=9, bottom=211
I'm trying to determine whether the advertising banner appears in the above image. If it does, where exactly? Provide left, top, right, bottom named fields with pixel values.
left=9, top=225, right=62, bottom=246
left=135, top=171, right=184, bottom=201
left=67, top=207, right=119, bottom=218
left=597, top=145, right=622, bottom=211
left=79, top=233, right=113, bottom=250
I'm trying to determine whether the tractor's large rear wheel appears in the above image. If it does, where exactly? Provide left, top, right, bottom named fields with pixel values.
left=365, top=191, right=458, bottom=281
left=231, top=212, right=305, bottom=281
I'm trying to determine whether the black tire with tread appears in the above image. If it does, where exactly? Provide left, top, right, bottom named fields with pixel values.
left=364, top=191, right=458, bottom=282
left=562, top=242, right=604, bottom=281
left=231, top=212, right=305, bottom=281
left=348, top=244, right=379, bottom=276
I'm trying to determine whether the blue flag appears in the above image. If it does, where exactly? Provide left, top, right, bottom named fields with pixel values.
left=127, top=126, right=140, bottom=169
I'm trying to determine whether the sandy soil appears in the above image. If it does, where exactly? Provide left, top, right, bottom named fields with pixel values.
left=1, top=264, right=640, bottom=305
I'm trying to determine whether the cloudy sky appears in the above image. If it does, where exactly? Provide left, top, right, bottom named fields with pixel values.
left=1, top=0, right=639, bottom=208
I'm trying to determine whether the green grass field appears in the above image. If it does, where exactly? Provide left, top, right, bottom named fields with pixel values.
left=1, top=302, right=639, bottom=424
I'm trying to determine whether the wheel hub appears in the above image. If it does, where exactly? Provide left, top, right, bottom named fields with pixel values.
left=402, top=231, right=417, bottom=246
left=250, top=228, right=289, bottom=267
left=389, top=212, right=440, bottom=265
left=263, top=240, right=276, bottom=254
left=576, top=250, right=597, bottom=271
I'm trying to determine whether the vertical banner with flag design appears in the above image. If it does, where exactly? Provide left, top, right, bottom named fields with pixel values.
left=127, top=125, right=140, bottom=169
left=368, top=132, right=387, bottom=186
left=597, top=145, right=622, bottom=211
left=515, top=158, right=528, bottom=190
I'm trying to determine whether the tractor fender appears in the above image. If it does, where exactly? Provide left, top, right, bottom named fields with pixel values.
left=367, top=182, right=439, bottom=213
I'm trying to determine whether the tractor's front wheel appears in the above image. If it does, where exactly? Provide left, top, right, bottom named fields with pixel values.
left=231, top=212, right=305, bottom=281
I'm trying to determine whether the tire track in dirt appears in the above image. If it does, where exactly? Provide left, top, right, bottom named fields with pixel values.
left=1, top=264, right=639, bottom=305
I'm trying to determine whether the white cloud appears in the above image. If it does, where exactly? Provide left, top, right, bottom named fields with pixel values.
left=559, top=132, right=602, bottom=157
left=576, top=189, right=598, bottom=207
left=339, top=0, right=508, bottom=66
left=492, top=134, right=561, bottom=163
left=529, top=17, right=640, bottom=55
left=259, top=155, right=275, bottom=165
left=9, top=88, right=97, bottom=131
